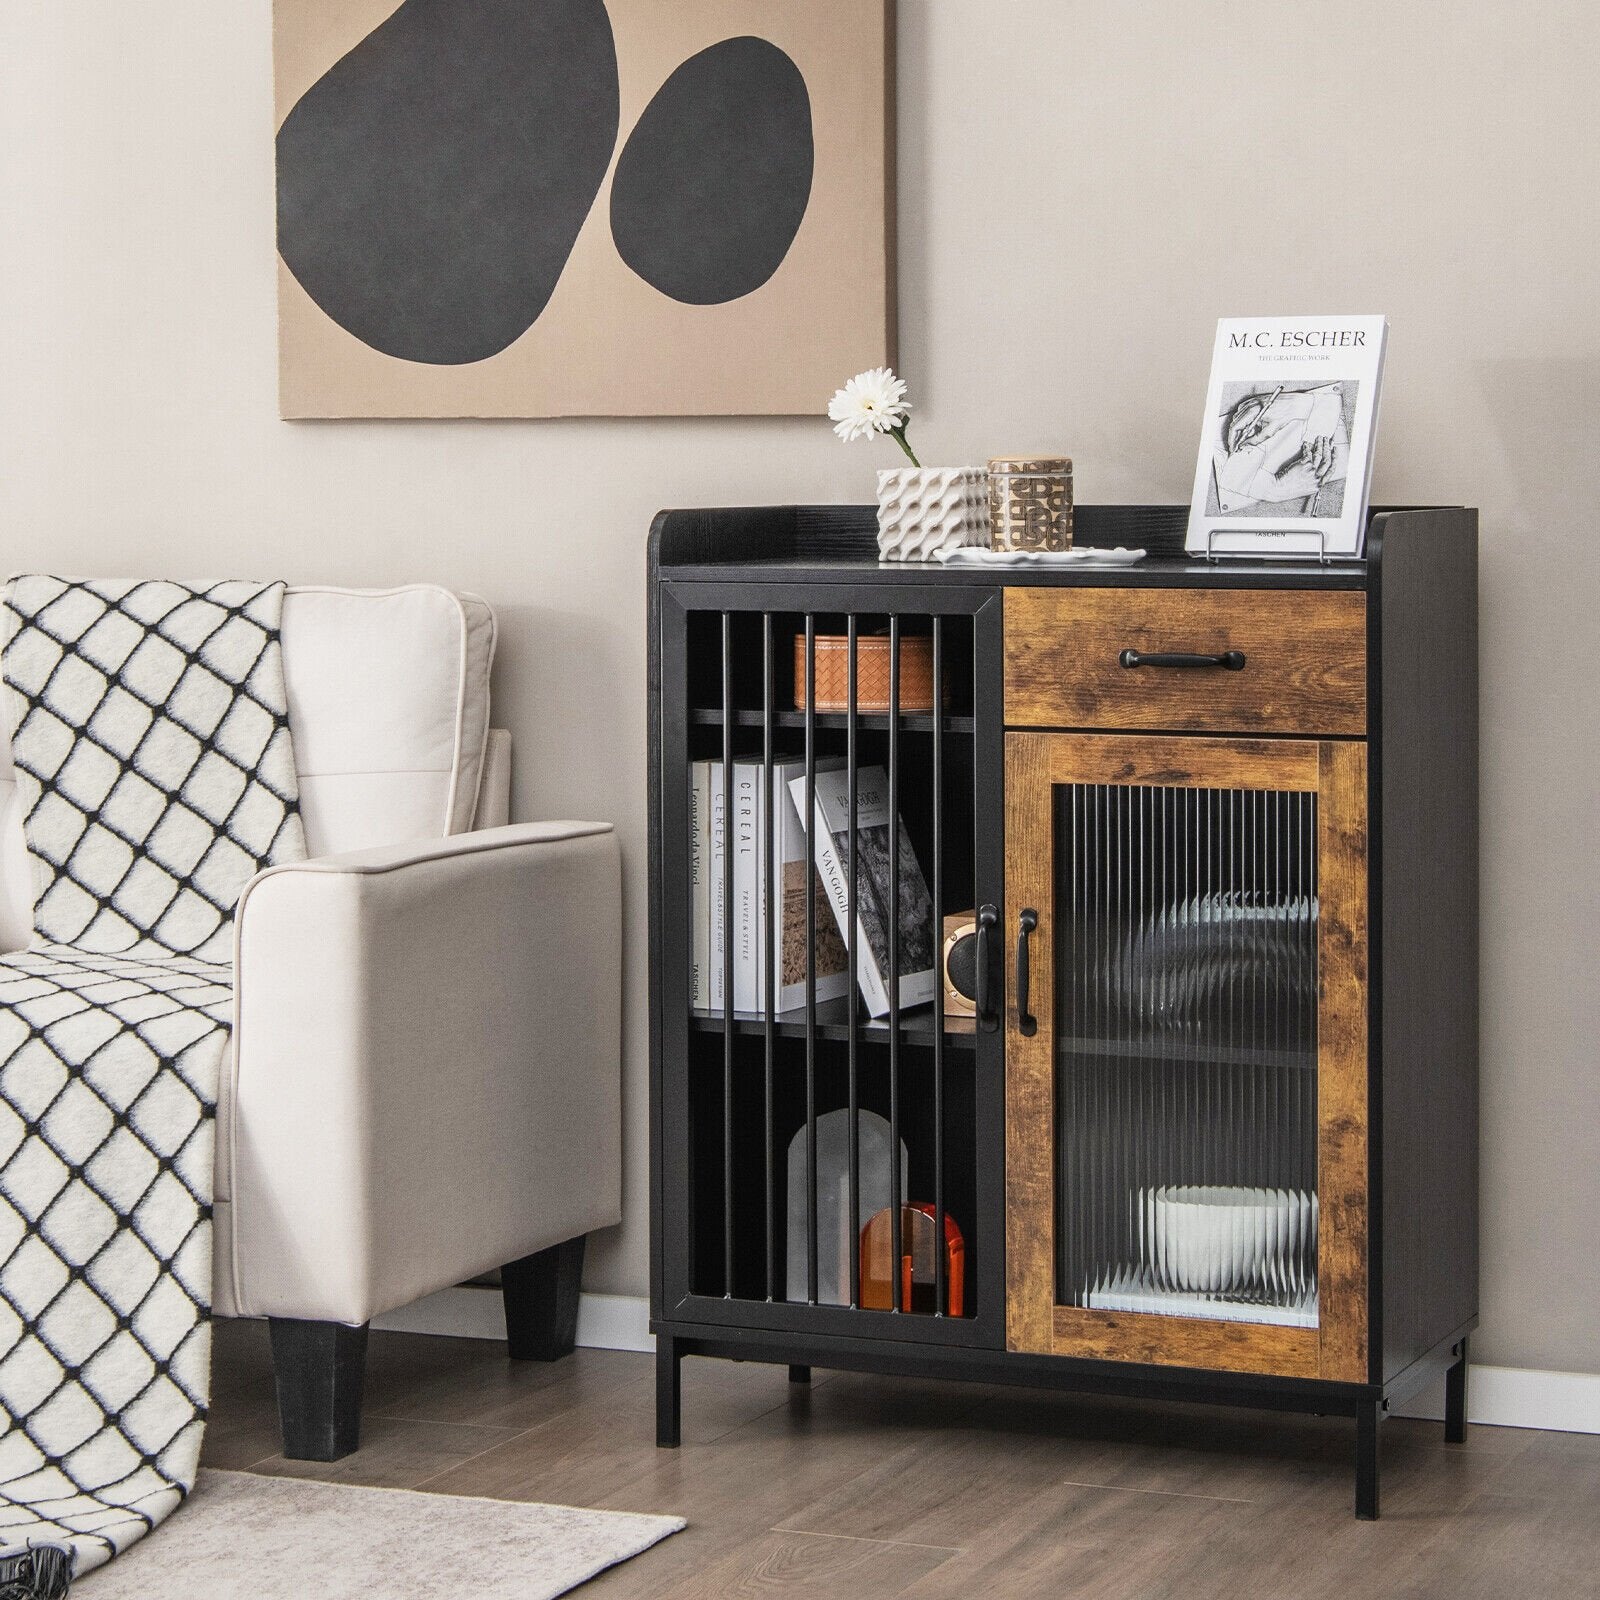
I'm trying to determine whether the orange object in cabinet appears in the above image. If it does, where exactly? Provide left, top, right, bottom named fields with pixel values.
left=860, top=1204, right=965, bottom=1316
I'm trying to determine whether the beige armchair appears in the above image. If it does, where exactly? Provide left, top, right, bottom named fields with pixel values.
left=0, top=585, right=622, bottom=1460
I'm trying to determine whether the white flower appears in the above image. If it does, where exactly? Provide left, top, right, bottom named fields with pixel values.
left=828, top=367, right=911, bottom=444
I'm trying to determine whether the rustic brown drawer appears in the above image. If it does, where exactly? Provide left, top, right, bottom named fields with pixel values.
left=1004, top=588, right=1366, bottom=735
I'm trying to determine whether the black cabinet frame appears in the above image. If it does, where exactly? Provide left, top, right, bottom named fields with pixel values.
left=647, top=503, right=1479, bottom=1520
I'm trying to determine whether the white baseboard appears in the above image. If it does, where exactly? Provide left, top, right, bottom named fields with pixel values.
left=575, top=1291, right=654, bottom=1353
left=1389, top=1363, right=1600, bottom=1435
left=373, top=1292, right=1599, bottom=1435
left=373, top=1286, right=653, bottom=1353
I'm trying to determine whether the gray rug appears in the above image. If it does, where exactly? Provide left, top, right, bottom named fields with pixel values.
left=74, top=1469, right=685, bottom=1598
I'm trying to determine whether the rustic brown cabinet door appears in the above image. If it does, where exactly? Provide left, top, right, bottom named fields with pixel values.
left=1004, top=732, right=1368, bottom=1382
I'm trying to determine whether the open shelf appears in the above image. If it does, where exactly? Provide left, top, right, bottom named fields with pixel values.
left=692, top=997, right=979, bottom=1051
left=690, top=707, right=976, bottom=735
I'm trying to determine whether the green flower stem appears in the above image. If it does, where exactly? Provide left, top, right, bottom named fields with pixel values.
left=889, top=425, right=922, bottom=469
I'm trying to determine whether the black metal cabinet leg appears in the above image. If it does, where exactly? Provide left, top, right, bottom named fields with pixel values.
left=502, top=1235, right=586, bottom=1361
left=1445, top=1339, right=1470, bottom=1444
left=269, top=1318, right=369, bottom=1462
left=656, top=1332, right=682, bottom=1448
left=788, top=1364, right=812, bottom=1385
left=1355, top=1399, right=1381, bottom=1521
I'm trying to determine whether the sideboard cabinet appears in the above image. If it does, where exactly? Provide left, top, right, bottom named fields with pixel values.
left=647, top=504, right=1478, bottom=1518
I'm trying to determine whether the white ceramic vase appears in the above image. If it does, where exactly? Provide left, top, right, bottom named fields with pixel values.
left=875, top=468, right=988, bottom=562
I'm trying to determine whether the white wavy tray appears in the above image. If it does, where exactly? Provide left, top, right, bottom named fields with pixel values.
left=933, top=546, right=1147, bottom=567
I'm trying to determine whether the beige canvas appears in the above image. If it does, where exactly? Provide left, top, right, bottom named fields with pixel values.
left=273, top=0, right=895, bottom=418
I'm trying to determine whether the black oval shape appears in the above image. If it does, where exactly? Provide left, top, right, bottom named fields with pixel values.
left=611, top=36, right=814, bottom=306
left=946, top=932, right=979, bottom=1001
left=277, top=0, right=619, bottom=365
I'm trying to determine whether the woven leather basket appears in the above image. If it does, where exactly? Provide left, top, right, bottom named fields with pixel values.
left=793, top=633, right=942, bottom=712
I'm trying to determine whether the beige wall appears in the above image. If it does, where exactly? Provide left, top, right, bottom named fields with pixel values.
left=2, top=2, right=1594, bottom=1374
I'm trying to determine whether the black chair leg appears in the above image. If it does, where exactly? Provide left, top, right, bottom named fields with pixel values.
left=502, top=1235, right=586, bottom=1361
left=269, top=1318, right=369, bottom=1462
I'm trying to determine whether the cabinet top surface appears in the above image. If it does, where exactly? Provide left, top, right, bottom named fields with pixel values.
left=651, top=504, right=1475, bottom=595
left=662, top=552, right=1368, bottom=590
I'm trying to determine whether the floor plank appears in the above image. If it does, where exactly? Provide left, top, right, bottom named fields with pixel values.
left=653, top=1528, right=958, bottom=1599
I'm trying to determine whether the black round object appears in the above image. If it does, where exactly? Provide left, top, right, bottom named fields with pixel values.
left=610, top=35, right=814, bottom=306
left=945, top=932, right=979, bottom=1002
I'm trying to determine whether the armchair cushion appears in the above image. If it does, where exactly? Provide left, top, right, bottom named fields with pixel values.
left=280, top=585, right=497, bottom=850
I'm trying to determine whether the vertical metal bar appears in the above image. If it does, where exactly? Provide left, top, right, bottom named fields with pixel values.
left=888, top=615, right=903, bottom=1311
left=804, top=614, right=818, bottom=1305
left=1290, top=786, right=1299, bottom=1219
left=1096, top=783, right=1108, bottom=1300
left=1179, top=785, right=1190, bottom=1212
left=1081, top=783, right=1091, bottom=1299
left=931, top=616, right=946, bottom=1315
left=1292, top=787, right=1305, bottom=1299
left=1162, top=784, right=1172, bottom=1250
left=847, top=616, right=861, bottom=1308
left=1271, top=786, right=1282, bottom=1203
left=762, top=613, right=776, bottom=1302
left=1070, top=782, right=1082, bottom=1299
left=1254, top=786, right=1263, bottom=1269
left=1136, top=784, right=1147, bottom=1298
left=1081, top=784, right=1092, bottom=1299
left=1307, top=785, right=1319, bottom=1302
left=1210, top=786, right=1224, bottom=1173
left=1173, top=785, right=1185, bottom=1249
left=1125, top=792, right=1134, bottom=1300
left=1230, top=785, right=1241, bottom=1180
left=1270, top=785, right=1280, bottom=1299
left=721, top=613, right=735, bottom=1297
left=1256, top=787, right=1266, bottom=1198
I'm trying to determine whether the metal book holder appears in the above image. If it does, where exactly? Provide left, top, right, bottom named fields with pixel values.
left=1201, top=526, right=1361, bottom=565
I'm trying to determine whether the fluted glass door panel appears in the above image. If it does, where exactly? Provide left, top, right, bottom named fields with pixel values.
left=1054, top=783, right=1320, bottom=1328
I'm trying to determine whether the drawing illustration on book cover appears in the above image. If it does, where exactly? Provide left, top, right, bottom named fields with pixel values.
left=1207, top=380, right=1357, bottom=519
left=791, top=765, right=937, bottom=1018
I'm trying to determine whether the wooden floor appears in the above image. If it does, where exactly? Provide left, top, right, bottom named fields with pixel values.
left=204, top=1322, right=1598, bottom=1599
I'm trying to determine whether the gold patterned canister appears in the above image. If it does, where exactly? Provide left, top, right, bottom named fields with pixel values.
left=987, top=457, right=1074, bottom=552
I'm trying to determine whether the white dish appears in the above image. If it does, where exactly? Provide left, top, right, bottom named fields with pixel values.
left=1145, top=1185, right=1316, bottom=1297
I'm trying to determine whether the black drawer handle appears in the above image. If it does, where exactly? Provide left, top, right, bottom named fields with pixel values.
left=1016, top=908, right=1038, bottom=1038
left=1120, top=649, right=1247, bottom=671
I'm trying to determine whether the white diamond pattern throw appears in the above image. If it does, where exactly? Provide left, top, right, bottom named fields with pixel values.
left=0, top=579, right=306, bottom=1593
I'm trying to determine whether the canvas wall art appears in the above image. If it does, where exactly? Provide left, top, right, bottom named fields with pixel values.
left=273, top=0, right=895, bottom=418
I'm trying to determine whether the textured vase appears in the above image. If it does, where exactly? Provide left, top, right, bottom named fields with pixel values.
left=988, top=456, right=1074, bottom=551
left=875, top=468, right=988, bottom=562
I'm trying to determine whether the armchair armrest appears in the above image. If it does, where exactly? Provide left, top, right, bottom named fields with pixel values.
left=224, top=822, right=621, bottom=1325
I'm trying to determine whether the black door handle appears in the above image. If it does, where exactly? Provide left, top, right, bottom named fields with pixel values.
left=1119, top=649, right=1246, bottom=671
left=1016, top=908, right=1038, bottom=1038
left=973, top=903, right=999, bottom=1031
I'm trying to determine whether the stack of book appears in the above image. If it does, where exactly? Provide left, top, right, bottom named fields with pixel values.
left=689, top=760, right=937, bottom=1018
